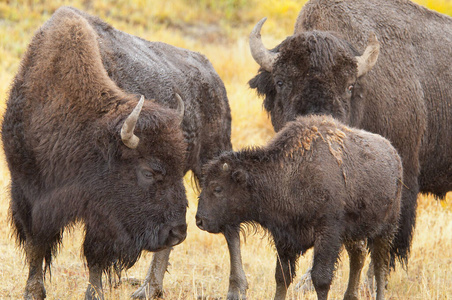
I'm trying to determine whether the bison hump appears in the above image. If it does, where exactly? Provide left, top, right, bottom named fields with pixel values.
left=23, top=7, right=123, bottom=109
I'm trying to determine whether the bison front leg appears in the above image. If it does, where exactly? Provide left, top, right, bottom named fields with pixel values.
left=24, top=243, right=46, bottom=300
left=85, top=265, right=104, bottom=300
left=311, top=235, right=342, bottom=300
left=273, top=251, right=297, bottom=300
left=224, top=226, right=248, bottom=300
left=343, top=241, right=367, bottom=300
left=131, top=248, right=171, bottom=299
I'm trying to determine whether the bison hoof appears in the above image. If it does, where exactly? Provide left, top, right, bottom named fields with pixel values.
left=131, top=283, right=163, bottom=299
left=85, top=285, right=104, bottom=300
left=343, top=294, right=359, bottom=300
left=226, top=294, right=246, bottom=300
left=226, top=290, right=247, bottom=300
left=24, top=280, right=46, bottom=300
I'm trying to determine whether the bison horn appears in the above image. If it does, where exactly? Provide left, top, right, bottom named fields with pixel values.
left=121, top=95, right=145, bottom=149
left=356, top=32, right=380, bottom=77
left=175, top=93, right=185, bottom=126
left=222, top=163, right=229, bottom=172
left=249, top=17, right=279, bottom=72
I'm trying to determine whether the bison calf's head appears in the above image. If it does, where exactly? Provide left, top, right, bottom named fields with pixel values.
left=196, top=159, right=251, bottom=234
left=249, top=18, right=379, bottom=131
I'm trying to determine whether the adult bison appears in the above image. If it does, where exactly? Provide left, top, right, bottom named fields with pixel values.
left=196, top=115, right=403, bottom=300
left=1, top=7, right=244, bottom=300
left=249, top=0, right=452, bottom=274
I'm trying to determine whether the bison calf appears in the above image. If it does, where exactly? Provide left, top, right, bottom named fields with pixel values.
left=196, top=115, right=402, bottom=300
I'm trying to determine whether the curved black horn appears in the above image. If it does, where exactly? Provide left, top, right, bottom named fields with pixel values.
left=121, top=95, right=144, bottom=149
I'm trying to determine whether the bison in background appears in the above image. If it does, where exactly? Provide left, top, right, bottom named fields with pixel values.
left=196, top=115, right=403, bottom=300
left=249, top=0, right=452, bottom=274
left=1, top=6, right=241, bottom=300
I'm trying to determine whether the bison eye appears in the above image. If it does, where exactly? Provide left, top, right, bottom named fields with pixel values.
left=276, top=81, right=284, bottom=87
left=213, top=186, right=223, bottom=194
left=141, top=169, right=163, bottom=183
left=137, top=165, right=164, bottom=187
left=347, top=84, right=354, bottom=94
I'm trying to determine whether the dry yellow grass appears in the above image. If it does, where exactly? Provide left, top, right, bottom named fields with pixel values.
left=0, top=1, right=451, bottom=299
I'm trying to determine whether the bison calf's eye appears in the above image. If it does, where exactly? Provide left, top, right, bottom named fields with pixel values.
left=142, top=170, right=154, bottom=179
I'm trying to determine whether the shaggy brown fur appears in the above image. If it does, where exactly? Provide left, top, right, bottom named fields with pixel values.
left=196, top=115, right=403, bottom=300
left=249, top=0, right=452, bottom=268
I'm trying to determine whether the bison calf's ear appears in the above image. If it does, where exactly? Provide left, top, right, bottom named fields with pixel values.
left=222, top=163, right=229, bottom=172
left=232, top=169, right=248, bottom=185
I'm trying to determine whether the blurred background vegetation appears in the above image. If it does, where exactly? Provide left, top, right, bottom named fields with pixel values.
left=3, top=0, right=452, bottom=147
left=0, top=0, right=451, bottom=299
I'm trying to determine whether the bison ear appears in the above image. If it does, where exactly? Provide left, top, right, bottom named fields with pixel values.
left=231, top=169, right=248, bottom=185
left=355, top=32, right=380, bottom=77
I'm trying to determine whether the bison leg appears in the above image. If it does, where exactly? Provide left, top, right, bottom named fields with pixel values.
left=365, top=259, right=375, bottom=294
left=273, top=251, right=297, bottom=300
left=294, top=266, right=314, bottom=292
left=131, top=248, right=171, bottom=299
left=343, top=241, right=367, bottom=300
left=85, top=265, right=104, bottom=300
left=370, top=237, right=390, bottom=300
left=224, top=226, right=248, bottom=300
left=24, top=243, right=46, bottom=300
left=311, top=235, right=342, bottom=300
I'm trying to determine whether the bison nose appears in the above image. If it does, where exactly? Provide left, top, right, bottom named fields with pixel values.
left=196, top=215, right=204, bottom=230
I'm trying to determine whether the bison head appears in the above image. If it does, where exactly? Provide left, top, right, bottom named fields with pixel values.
left=196, top=157, right=251, bottom=234
left=249, top=18, right=379, bottom=131
left=86, top=94, right=188, bottom=261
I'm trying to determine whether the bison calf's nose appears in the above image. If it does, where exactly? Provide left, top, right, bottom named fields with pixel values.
left=195, top=215, right=204, bottom=230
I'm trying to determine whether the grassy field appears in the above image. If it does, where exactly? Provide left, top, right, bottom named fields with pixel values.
left=0, top=0, right=451, bottom=299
